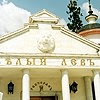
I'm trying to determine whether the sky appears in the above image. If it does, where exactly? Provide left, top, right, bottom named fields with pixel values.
left=0, top=0, right=100, bottom=35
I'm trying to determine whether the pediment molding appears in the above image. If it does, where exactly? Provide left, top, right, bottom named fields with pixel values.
left=0, top=24, right=38, bottom=43
left=61, top=27, right=100, bottom=50
left=0, top=52, right=99, bottom=58
left=29, top=9, right=59, bottom=23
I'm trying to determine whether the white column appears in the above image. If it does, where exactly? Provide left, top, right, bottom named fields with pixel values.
left=0, top=92, right=3, bottom=100
left=22, top=69, right=30, bottom=100
left=61, top=70, right=70, bottom=100
left=93, top=70, right=100, bottom=100
left=84, top=77, right=93, bottom=100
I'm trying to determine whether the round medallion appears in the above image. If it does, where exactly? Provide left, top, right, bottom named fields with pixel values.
left=37, top=34, right=55, bottom=53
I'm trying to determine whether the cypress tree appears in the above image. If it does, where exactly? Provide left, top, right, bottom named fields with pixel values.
left=66, top=0, right=83, bottom=33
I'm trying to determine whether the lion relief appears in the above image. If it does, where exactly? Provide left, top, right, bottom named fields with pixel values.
left=37, top=34, right=55, bottom=53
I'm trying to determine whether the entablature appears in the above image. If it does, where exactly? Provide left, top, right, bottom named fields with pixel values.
left=0, top=53, right=100, bottom=67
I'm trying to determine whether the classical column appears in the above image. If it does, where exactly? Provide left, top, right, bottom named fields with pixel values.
left=84, top=77, right=93, bottom=100
left=0, top=92, right=3, bottom=100
left=22, top=69, right=30, bottom=100
left=93, top=70, right=100, bottom=100
left=61, top=70, right=70, bottom=100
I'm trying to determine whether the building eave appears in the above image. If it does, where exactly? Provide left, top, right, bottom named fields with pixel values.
left=0, top=24, right=38, bottom=43
left=61, top=27, right=100, bottom=50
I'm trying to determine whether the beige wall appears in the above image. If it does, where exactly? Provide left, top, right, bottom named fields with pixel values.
left=0, top=77, right=86, bottom=100
left=0, top=78, right=21, bottom=100
left=70, top=78, right=86, bottom=100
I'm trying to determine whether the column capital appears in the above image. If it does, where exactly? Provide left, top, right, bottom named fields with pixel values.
left=84, top=76, right=92, bottom=79
left=92, top=70, right=100, bottom=75
left=60, top=69, right=68, bottom=74
left=22, top=69, right=30, bottom=74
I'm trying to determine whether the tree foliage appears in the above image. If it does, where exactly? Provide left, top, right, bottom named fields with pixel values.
left=66, top=0, right=83, bottom=33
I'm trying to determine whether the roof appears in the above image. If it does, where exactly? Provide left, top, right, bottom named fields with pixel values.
left=78, top=23, right=100, bottom=33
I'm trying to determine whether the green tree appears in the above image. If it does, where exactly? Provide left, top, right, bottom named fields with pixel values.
left=66, top=0, right=83, bottom=33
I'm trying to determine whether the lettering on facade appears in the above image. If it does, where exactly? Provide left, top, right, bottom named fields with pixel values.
left=0, top=57, right=95, bottom=66
left=61, top=58, right=94, bottom=66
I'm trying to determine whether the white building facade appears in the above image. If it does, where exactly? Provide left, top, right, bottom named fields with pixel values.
left=0, top=9, right=100, bottom=100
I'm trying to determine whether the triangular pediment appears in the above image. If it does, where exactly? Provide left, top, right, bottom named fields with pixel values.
left=29, top=9, right=59, bottom=23
left=32, top=9, right=58, bottom=18
left=0, top=9, right=100, bottom=56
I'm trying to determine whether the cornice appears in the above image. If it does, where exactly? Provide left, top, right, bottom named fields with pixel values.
left=30, top=17, right=59, bottom=24
left=0, top=53, right=100, bottom=58
left=51, top=24, right=64, bottom=30
left=0, top=24, right=38, bottom=43
left=61, top=27, right=100, bottom=50
left=0, top=26, right=29, bottom=43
